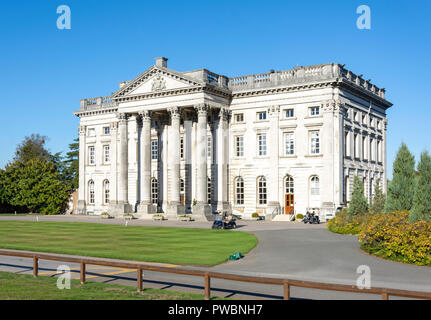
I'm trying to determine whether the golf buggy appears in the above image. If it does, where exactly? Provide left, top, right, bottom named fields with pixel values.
left=212, top=211, right=237, bottom=229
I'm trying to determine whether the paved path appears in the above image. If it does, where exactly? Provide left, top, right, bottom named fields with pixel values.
left=1, top=215, right=430, bottom=299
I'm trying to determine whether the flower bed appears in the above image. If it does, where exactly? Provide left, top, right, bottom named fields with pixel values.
left=326, top=209, right=369, bottom=235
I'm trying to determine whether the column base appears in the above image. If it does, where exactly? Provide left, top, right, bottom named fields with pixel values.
left=192, top=203, right=212, bottom=221
left=216, top=201, right=231, bottom=213
left=109, top=202, right=133, bottom=216
left=77, top=200, right=86, bottom=215
left=166, top=201, right=185, bottom=218
left=136, top=202, right=156, bottom=219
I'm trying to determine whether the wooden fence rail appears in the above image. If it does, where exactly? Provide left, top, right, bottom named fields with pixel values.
left=0, top=248, right=430, bottom=300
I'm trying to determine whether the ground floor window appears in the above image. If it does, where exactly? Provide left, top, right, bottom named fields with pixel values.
left=235, top=177, right=244, bottom=205
left=151, top=178, right=158, bottom=204
left=257, top=176, right=267, bottom=205
left=103, top=180, right=109, bottom=204
left=88, top=180, right=95, bottom=204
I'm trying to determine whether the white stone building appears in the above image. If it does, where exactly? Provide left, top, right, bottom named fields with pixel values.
left=74, top=57, right=392, bottom=221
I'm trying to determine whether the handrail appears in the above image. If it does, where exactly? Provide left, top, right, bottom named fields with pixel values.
left=0, top=248, right=430, bottom=300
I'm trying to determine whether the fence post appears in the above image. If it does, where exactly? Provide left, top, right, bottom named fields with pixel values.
left=381, top=292, right=389, bottom=300
left=33, top=256, right=38, bottom=278
left=283, top=281, right=290, bottom=300
left=80, top=262, right=86, bottom=284
left=204, top=273, right=211, bottom=300
left=137, top=268, right=143, bottom=293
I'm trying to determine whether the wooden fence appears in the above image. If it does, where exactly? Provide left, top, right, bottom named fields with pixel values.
left=0, top=249, right=430, bottom=300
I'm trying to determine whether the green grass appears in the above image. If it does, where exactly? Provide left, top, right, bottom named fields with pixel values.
left=0, top=271, right=208, bottom=300
left=0, top=221, right=258, bottom=266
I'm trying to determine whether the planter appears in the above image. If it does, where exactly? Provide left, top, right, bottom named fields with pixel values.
left=101, top=215, right=113, bottom=219
left=123, top=215, right=134, bottom=220
left=179, top=215, right=192, bottom=222
left=152, top=215, right=165, bottom=221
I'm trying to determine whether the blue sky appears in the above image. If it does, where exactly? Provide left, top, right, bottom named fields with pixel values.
left=0, top=0, right=430, bottom=178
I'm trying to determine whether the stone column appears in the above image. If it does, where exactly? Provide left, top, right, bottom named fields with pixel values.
left=267, top=106, right=281, bottom=215
left=166, top=107, right=184, bottom=215
left=109, top=121, right=118, bottom=206
left=382, top=119, right=388, bottom=193
left=137, top=110, right=155, bottom=214
left=110, top=112, right=132, bottom=215
left=216, top=108, right=230, bottom=212
left=193, top=104, right=211, bottom=218
left=77, top=125, right=86, bottom=214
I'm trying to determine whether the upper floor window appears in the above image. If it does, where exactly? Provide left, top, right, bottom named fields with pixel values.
left=89, top=146, right=95, bottom=165
left=285, top=109, right=294, bottom=118
left=257, top=134, right=267, bottom=156
left=235, top=113, right=244, bottom=123
left=257, top=111, right=267, bottom=121
left=310, top=131, right=320, bottom=155
left=310, top=107, right=320, bottom=116
left=362, top=114, right=367, bottom=125
left=180, top=138, right=184, bottom=159
left=151, top=140, right=158, bottom=160
left=235, top=136, right=244, bottom=157
left=103, top=126, right=110, bottom=135
left=103, top=145, right=110, bottom=164
left=284, top=133, right=295, bottom=156
left=207, top=135, right=212, bottom=158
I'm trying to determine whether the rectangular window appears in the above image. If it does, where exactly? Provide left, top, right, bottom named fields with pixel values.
left=235, top=136, right=244, bottom=157
left=285, top=109, right=294, bottom=118
left=151, top=140, right=158, bottom=160
left=362, top=137, right=367, bottom=160
left=104, top=145, right=110, bottom=164
left=180, top=138, right=184, bottom=159
left=103, top=126, right=110, bottom=135
left=257, top=134, right=267, bottom=156
left=235, top=113, right=244, bottom=123
left=284, top=133, right=295, bottom=155
left=370, top=138, right=375, bottom=161
left=207, top=135, right=212, bottom=158
left=89, top=146, right=95, bottom=165
left=310, top=131, right=320, bottom=154
left=354, top=134, right=359, bottom=158
left=345, top=131, right=350, bottom=157
left=378, top=140, right=382, bottom=162
left=257, top=111, right=267, bottom=121
left=310, top=107, right=320, bottom=116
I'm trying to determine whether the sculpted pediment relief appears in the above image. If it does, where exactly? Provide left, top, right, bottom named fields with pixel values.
left=112, top=67, right=203, bottom=98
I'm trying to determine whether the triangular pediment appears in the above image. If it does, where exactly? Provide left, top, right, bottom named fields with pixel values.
left=112, top=66, right=204, bottom=98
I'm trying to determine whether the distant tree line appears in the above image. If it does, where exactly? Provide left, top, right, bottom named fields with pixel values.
left=0, top=134, right=78, bottom=214
left=348, top=142, right=431, bottom=223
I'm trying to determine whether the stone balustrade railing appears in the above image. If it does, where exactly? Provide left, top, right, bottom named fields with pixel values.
left=228, top=63, right=386, bottom=99
left=80, top=96, right=118, bottom=111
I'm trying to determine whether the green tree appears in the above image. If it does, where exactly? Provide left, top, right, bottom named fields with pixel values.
left=63, top=138, right=79, bottom=191
left=385, top=143, right=416, bottom=212
left=3, top=159, right=70, bottom=214
left=348, top=176, right=369, bottom=216
left=369, top=179, right=386, bottom=214
left=14, top=134, right=51, bottom=163
left=409, top=151, right=431, bottom=222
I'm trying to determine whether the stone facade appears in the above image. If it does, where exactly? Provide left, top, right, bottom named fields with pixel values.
left=74, top=57, right=392, bottom=221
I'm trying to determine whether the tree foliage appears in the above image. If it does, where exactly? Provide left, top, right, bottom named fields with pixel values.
left=369, top=179, right=386, bottom=215
left=409, top=151, right=431, bottom=223
left=348, top=176, right=369, bottom=216
left=14, top=134, right=51, bottom=163
left=385, top=143, right=416, bottom=212
left=63, top=138, right=79, bottom=191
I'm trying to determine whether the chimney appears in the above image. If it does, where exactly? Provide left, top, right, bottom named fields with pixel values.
left=155, top=57, right=168, bottom=68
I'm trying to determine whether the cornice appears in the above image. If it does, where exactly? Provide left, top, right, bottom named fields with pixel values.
left=73, top=107, right=118, bottom=118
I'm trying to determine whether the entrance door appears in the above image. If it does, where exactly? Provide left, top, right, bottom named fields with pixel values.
left=284, top=175, right=294, bottom=214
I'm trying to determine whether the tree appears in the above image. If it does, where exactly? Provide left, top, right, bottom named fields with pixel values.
left=369, top=179, right=386, bottom=214
left=63, top=138, right=79, bottom=191
left=385, top=143, right=416, bottom=212
left=348, top=176, right=369, bottom=216
left=409, top=151, right=431, bottom=222
left=13, top=134, right=51, bottom=163
left=2, top=158, right=70, bottom=214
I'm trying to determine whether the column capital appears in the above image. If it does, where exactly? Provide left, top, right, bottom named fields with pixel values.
left=267, top=105, right=280, bottom=116
left=194, top=103, right=210, bottom=116
left=167, top=106, right=181, bottom=120
left=109, top=122, right=118, bottom=132
left=117, top=112, right=129, bottom=123
left=218, top=107, right=231, bottom=122
left=138, top=110, right=152, bottom=122
left=78, top=125, right=86, bottom=135
left=321, top=99, right=345, bottom=113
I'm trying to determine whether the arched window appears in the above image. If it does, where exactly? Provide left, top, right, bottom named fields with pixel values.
left=310, top=176, right=320, bottom=196
left=235, top=177, right=244, bottom=205
left=257, top=176, right=267, bottom=205
left=285, top=175, right=294, bottom=195
left=103, top=180, right=110, bottom=204
left=88, top=180, right=95, bottom=204
left=151, top=178, right=158, bottom=205
left=207, top=178, right=211, bottom=204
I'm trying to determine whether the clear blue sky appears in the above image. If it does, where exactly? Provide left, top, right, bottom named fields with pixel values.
left=0, top=0, right=430, bottom=178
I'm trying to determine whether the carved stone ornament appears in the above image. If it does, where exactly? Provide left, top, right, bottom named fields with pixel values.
left=167, top=106, right=181, bottom=120
left=78, top=125, right=86, bottom=135
left=194, top=103, right=210, bottom=117
left=139, top=110, right=152, bottom=122
left=151, top=75, right=166, bottom=92
left=322, top=100, right=344, bottom=113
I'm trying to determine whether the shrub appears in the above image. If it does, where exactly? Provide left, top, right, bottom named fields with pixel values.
left=295, top=214, right=304, bottom=219
left=251, top=212, right=259, bottom=218
left=327, top=209, right=368, bottom=234
left=347, top=176, right=368, bottom=216
left=359, top=211, right=431, bottom=266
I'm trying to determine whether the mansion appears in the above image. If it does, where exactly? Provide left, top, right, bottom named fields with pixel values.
left=74, top=57, right=392, bottom=221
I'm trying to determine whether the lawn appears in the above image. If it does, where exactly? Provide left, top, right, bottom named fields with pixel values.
left=0, top=271, right=207, bottom=300
left=0, top=221, right=257, bottom=266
